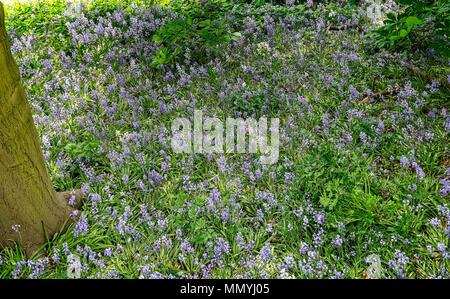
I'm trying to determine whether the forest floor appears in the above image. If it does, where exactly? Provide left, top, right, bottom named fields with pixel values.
left=0, top=0, right=449, bottom=278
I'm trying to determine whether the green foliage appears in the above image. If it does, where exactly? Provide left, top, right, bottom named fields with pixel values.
left=367, top=0, right=450, bottom=56
left=231, top=92, right=266, bottom=116
left=4, top=0, right=68, bottom=46
left=4, top=0, right=156, bottom=50
left=64, top=138, right=101, bottom=160
left=2, top=0, right=449, bottom=279
left=389, top=16, right=423, bottom=42
left=152, top=0, right=241, bottom=65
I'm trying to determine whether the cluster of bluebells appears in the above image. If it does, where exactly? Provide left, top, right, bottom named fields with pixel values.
left=1, top=1, right=449, bottom=279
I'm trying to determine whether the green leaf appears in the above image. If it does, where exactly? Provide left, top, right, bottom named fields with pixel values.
left=389, top=35, right=402, bottom=41
left=197, top=19, right=211, bottom=28
left=152, top=47, right=170, bottom=66
left=399, top=28, right=409, bottom=37
left=231, top=31, right=242, bottom=41
left=405, top=16, right=423, bottom=28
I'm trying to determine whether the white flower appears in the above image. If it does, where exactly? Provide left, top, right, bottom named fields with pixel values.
left=11, top=224, right=21, bottom=233
left=365, top=254, right=384, bottom=279
left=256, top=42, right=271, bottom=55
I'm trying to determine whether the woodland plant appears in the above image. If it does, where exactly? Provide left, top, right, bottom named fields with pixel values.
left=367, top=0, right=450, bottom=56
left=0, top=0, right=448, bottom=279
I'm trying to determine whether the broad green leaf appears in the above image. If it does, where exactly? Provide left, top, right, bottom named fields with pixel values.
left=399, top=28, right=409, bottom=37
left=405, top=16, right=423, bottom=28
left=389, top=35, right=402, bottom=41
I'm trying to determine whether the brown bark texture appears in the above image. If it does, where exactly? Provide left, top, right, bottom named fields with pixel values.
left=0, top=2, right=82, bottom=256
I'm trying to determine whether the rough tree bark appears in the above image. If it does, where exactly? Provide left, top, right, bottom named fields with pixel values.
left=0, top=2, right=83, bottom=256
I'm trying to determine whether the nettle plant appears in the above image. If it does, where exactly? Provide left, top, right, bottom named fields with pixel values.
left=367, top=0, right=450, bottom=56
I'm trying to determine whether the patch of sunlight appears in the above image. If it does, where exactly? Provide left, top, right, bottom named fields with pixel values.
left=2, top=0, right=42, bottom=10
left=2, top=0, right=35, bottom=5
left=2, top=0, right=178, bottom=9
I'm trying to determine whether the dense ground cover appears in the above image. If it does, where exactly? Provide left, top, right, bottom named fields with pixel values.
left=0, top=0, right=449, bottom=278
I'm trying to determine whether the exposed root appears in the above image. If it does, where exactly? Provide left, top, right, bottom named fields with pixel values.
left=22, top=190, right=86, bottom=257
left=57, top=189, right=86, bottom=210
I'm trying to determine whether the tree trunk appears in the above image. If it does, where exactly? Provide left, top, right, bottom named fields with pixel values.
left=0, top=2, right=82, bottom=256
